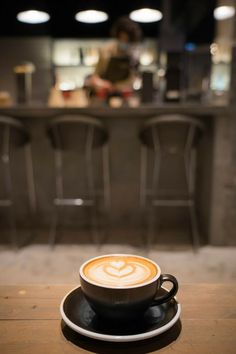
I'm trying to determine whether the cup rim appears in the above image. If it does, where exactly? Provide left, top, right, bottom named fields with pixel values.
left=79, top=253, right=161, bottom=289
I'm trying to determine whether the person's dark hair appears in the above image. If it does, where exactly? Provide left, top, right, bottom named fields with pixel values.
left=111, top=16, right=142, bottom=43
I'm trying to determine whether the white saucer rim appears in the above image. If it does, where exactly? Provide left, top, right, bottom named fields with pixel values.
left=60, top=285, right=181, bottom=343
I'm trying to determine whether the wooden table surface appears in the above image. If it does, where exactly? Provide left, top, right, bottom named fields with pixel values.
left=0, top=284, right=235, bottom=354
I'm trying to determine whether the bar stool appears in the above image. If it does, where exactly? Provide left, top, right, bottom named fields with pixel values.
left=0, top=115, right=36, bottom=247
left=139, top=114, right=205, bottom=250
left=46, top=115, right=110, bottom=246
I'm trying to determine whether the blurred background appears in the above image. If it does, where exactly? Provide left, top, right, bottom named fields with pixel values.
left=0, top=0, right=235, bottom=285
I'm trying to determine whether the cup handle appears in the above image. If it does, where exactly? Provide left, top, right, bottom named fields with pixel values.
left=151, top=274, right=178, bottom=306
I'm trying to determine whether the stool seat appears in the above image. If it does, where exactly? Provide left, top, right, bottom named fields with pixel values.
left=47, top=115, right=108, bottom=150
left=139, top=114, right=204, bottom=149
left=0, top=115, right=30, bottom=147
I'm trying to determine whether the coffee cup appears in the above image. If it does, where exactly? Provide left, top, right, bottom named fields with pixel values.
left=79, top=254, right=178, bottom=322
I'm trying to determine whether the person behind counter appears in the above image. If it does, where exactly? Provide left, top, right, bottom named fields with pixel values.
left=85, top=16, right=142, bottom=98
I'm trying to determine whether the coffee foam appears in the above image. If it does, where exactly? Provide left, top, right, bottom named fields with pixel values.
left=82, top=255, right=157, bottom=287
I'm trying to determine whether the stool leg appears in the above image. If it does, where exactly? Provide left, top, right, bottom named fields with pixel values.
left=49, top=149, right=63, bottom=247
left=24, top=144, right=37, bottom=244
left=86, top=127, right=99, bottom=246
left=8, top=207, right=17, bottom=249
left=140, top=145, right=147, bottom=208
left=189, top=149, right=200, bottom=251
left=140, top=145, right=148, bottom=247
left=152, top=151, right=161, bottom=194
left=90, top=207, right=99, bottom=246
left=184, top=147, right=200, bottom=251
left=55, top=150, right=64, bottom=201
left=25, top=144, right=36, bottom=213
left=2, top=154, right=17, bottom=248
left=145, top=151, right=162, bottom=250
left=102, top=144, right=111, bottom=210
left=149, top=127, right=161, bottom=248
left=49, top=205, right=59, bottom=248
left=101, top=144, right=111, bottom=244
left=147, top=205, right=155, bottom=253
left=189, top=204, right=200, bottom=252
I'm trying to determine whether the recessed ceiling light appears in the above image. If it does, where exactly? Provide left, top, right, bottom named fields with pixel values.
left=129, top=8, right=163, bottom=23
left=75, top=10, right=108, bottom=24
left=214, top=6, right=235, bottom=20
left=17, top=10, right=50, bottom=24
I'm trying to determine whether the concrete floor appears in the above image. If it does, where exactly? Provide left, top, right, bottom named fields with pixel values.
left=0, top=242, right=235, bottom=285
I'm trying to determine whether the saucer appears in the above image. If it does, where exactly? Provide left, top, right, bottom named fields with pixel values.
left=60, top=286, right=181, bottom=343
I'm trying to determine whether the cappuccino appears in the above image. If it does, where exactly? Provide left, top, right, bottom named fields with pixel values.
left=82, top=255, right=158, bottom=287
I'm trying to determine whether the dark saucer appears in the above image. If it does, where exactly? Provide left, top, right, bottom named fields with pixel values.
left=60, top=286, right=181, bottom=342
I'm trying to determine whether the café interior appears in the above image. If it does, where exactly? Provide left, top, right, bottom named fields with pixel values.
left=1, top=1, right=236, bottom=353
left=0, top=0, right=235, bottom=286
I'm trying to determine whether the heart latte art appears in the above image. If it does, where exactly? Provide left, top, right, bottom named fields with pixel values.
left=83, top=256, right=158, bottom=287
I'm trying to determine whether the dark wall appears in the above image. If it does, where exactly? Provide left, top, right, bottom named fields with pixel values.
left=0, top=37, right=53, bottom=104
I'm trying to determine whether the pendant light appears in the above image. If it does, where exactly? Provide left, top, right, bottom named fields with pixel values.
left=75, top=1, right=108, bottom=24
left=214, top=5, right=235, bottom=20
left=75, top=10, right=108, bottom=24
left=17, top=10, right=50, bottom=24
left=129, top=8, right=162, bottom=23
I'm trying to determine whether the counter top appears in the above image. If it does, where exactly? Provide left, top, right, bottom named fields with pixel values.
left=0, top=284, right=235, bottom=353
left=0, top=103, right=234, bottom=118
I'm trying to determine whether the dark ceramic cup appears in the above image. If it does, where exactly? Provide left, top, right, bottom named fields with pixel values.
left=79, top=254, right=178, bottom=322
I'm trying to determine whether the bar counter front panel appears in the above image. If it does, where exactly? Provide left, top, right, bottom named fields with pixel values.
left=0, top=104, right=235, bottom=246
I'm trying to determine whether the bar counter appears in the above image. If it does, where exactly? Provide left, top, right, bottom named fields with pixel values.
left=0, top=102, right=234, bottom=118
left=0, top=103, right=235, bottom=246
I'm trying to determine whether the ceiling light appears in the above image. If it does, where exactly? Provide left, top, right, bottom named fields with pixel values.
left=75, top=10, right=108, bottom=24
left=17, top=10, right=50, bottom=24
left=214, top=6, right=235, bottom=20
left=129, top=8, right=163, bottom=23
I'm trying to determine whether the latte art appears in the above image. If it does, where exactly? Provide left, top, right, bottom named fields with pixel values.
left=83, top=256, right=157, bottom=287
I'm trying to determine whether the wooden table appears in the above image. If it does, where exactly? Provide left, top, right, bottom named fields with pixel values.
left=0, top=284, right=235, bottom=353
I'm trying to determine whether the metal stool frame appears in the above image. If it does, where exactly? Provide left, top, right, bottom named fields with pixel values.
left=47, top=115, right=111, bottom=246
left=139, top=114, right=205, bottom=251
left=0, top=116, right=36, bottom=248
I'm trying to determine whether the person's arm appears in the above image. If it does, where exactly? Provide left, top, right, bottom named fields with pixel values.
left=84, top=74, right=112, bottom=91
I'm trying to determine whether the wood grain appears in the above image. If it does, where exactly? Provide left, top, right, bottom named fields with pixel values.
left=0, top=284, right=235, bottom=354
left=0, top=285, right=73, bottom=299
